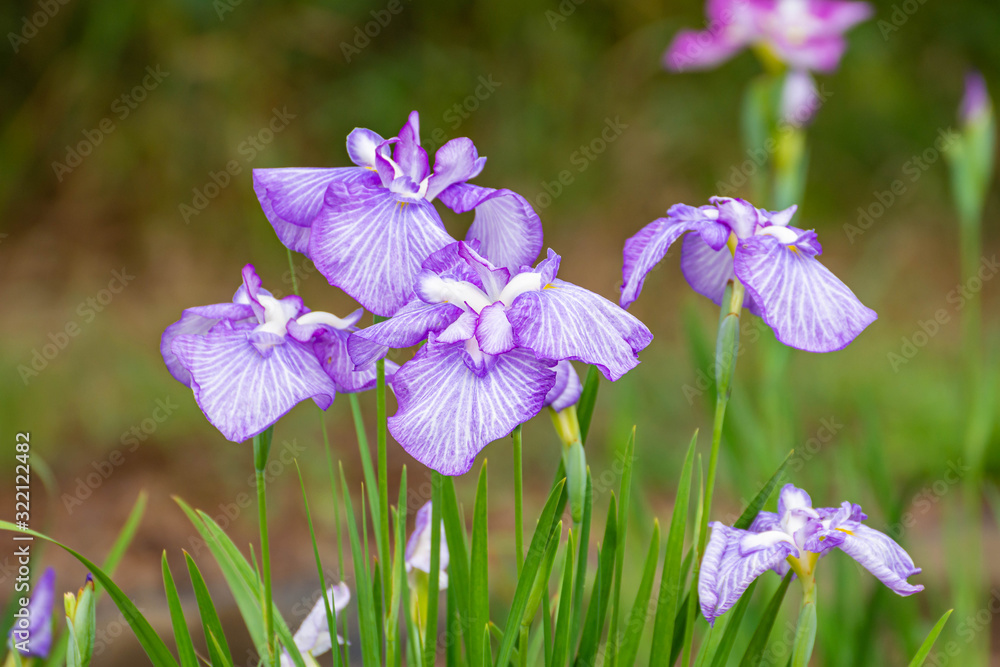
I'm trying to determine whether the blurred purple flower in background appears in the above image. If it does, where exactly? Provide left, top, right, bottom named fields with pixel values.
left=960, top=70, right=992, bottom=126
left=620, top=196, right=876, bottom=352
left=7, top=567, right=55, bottom=658
left=349, top=241, right=651, bottom=475
left=254, top=111, right=542, bottom=317
left=162, top=265, right=389, bottom=442
left=664, top=0, right=872, bottom=73
left=780, top=69, right=822, bottom=127
left=699, top=484, right=923, bottom=625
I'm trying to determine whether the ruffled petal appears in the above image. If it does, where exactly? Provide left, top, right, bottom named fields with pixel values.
left=620, top=217, right=696, bottom=308
left=253, top=168, right=373, bottom=253
left=394, top=111, right=430, bottom=184
left=544, top=360, right=582, bottom=411
left=171, top=327, right=337, bottom=442
left=388, top=339, right=556, bottom=475
left=733, top=234, right=877, bottom=352
left=310, top=180, right=455, bottom=317
left=347, top=300, right=464, bottom=368
left=778, top=483, right=814, bottom=517
left=439, top=182, right=544, bottom=272
left=161, top=303, right=256, bottom=385
left=476, top=302, right=516, bottom=355
left=507, top=279, right=652, bottom=381
left=313, top=326, right=397, bottom=393
left=679, top=233, right=761, bottom=316
left=834, top=524, right=924, bottom=596
left=425, top=138, right=487, bottom=201
left=698, top=523, right=798, bottom=626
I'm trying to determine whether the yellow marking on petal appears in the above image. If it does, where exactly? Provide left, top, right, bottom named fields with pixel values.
left=835, top=528, right=855, bottom=536
left=398, top=201, right=409, bottom=210
left=366, top=166, right=377, bottom=171
left=788, top=246, right=800, bottom=255
left=543, top=283, right=558, bottom=290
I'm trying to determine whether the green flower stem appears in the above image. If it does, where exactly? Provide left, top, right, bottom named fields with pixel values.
left=285, top=247, right=300, bottom=295
left=699, top=278, right=744, bottom=559
left=790, top=574, right=818, bottom=667
left=253, top=427, right=275, bottom=665
left=513, top=425, right=524, bottom=576
left=376, top=355, right=391, bottom=606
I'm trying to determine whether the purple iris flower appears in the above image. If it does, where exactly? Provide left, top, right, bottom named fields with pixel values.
left=8, top=567, right=55, bottom=658
left=349, top=241, right=652, bottom=475
left=664, top=0, right=872, bottom=74
left=699, top=484, right=923, bottom=625
left=253, top=111, right=543, bottom=317
left=162, top=265, right=390, bottom=442
left=620, top=196, right=876, bottom=353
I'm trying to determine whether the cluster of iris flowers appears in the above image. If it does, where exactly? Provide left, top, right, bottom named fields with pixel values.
left=148, top=0, right=932, bottom=661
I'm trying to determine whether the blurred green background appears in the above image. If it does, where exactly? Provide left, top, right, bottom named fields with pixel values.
left=2, top=0, right=999, bottom=664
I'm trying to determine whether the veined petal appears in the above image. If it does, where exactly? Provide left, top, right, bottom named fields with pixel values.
left=620, top=216, right=702, bottom=308
left=310, top=181, right=455, bottom=317
left=834, top=524, right=924, bottom=596
left=394, top=111, right=430, bottom=184
left=439, top=182, right=544, bottom=272
left=476, top=302, right=515, bottom=355
left=437, top=311, right=478, bottom=344
left=699, top=523, right=798, bottom=626
left=313, top=326, right=397, bottom=393
left=544, top=359, right=582, bottom=411
left=425, top=138, right=487, bottom=201
left=679, top=233, right=761, bottom=317
left=508, top=279, right=652, bottom=381
left=161, top=303, right=256, bottom=385
left=253, top=168, right=373, bottom=253
left=347, top=300, right=464, bottom=368
left=171, top=327, right=336, bottom=442
left=388, top=339, right=556, bottom=475
left=711, top=197, right=762, bottom=239
left=778, top=483, right=814, bottom=517
left=733, top=234, right=877, bottom=352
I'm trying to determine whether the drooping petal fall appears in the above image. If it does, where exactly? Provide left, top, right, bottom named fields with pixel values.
left=388, top=339, right=556, bottom=476
left=171, top=326, right=336, bottom=442
left=733, top=234, right=876, bottom=352
left=508, top=279, right=652, bottom=381
left=833, top=524, right=924, bottom=596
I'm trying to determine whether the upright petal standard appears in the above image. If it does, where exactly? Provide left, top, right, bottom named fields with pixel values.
left=280, top=582, right=351, bottom=667
left=162, top=265, right=387, bottom=442
left=350, top=242, right=652, bottom=475
left=698, top=484, right=923, bottom=625
left=620, top=197, right=876, bottom=352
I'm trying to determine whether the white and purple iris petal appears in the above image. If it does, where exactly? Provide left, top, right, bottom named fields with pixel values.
left=163, top=265, right=353, bottom=442
left=698, top=483, right=923, bottom=626
left=664, top=0, right=872, bottom=74
left=406, top=501, right=450, bottom=588
left=351, top=241, right=651, bottom=475
left=621, top=197, right=876, bottom=353
left=280, top=582, right=351, bottom=667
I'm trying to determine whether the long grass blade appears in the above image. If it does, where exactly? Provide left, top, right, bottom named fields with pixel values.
left=739, top=573, right=793, bottom=667
left=471, top=463, right=491, bottom=667
left=907, top=609, right=953, bottom=667
left=617, top=520, right=660, bottom=667
left=161, top=553, right=199, bottom=667
left=183, top=552, right=234, bottom=667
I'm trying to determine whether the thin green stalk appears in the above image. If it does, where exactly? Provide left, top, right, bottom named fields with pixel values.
left=253, top=430, right=275, bottom=664
left=285, top=247, right=300, bottom=295
left=513, top=425, right=524, bottom=576
left=376, top=354, right=391, bottom=606
left=700, top=280, right=744, bottom=558
left=321, top=409, right=346, bottom=580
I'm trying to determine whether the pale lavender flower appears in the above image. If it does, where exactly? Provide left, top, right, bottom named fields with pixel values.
left=7, top=568, right=55, bottom=658
left=699, top=484, right=923, bottom=625
left=960, top=70, right=991, bottom=126
left=280, top=582, right=351, bottom=667
left=620, top=196, right=876, bottom=353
